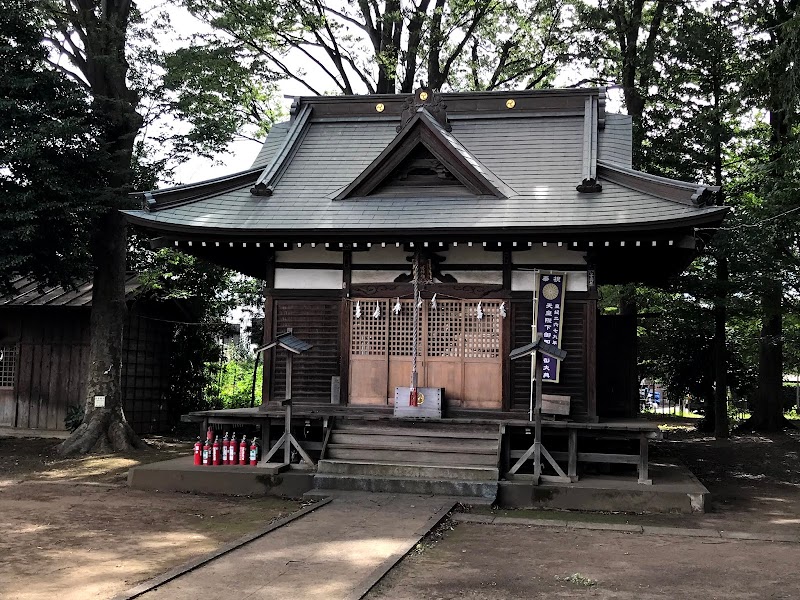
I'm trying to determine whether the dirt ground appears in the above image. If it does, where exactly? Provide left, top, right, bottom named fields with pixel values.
left=369, top=424, right=800, bottom=599
left=0, top=436, right=303, bottom=600
left=369, top=523, right=800, bottom=599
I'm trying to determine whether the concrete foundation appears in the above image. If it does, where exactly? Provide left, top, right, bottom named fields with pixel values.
left=498, top=462, right=709, bottom=514
left=129, top=457, right=707, bottom=514
left=128, top=456, right=314, bottom=497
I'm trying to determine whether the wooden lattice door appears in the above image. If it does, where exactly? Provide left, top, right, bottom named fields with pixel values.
left=349, top=299, right=389, bottom=405
left=349, top=298, right=504, bottom=408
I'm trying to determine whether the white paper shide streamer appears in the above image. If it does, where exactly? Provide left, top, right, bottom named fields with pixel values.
left=355, top=301, right=361, bottom=319
left=373, top=303, right=380, bottom=319
left=393, top=298, right=402, bottom=314
left=476, top=301, right=484, bottom=320
left=499, top=301, right=507, bottom=318
left=430, top=293, right=437, bottom=310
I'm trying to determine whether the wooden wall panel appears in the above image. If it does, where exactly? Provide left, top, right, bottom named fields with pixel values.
left=272, top=300, right=341, bottom=405
left=510, top=297, right=587, bottom=415
left=121, top=310, right=175, bottom=434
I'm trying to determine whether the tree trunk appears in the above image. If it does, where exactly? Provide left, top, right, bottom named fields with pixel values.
left=57, top=0, right=143, bottom=455
left=713, top=255, right=729, bottom=437
left=751, top=281, right=784, bottom=431
left=58, top=211, right=143, bottom=454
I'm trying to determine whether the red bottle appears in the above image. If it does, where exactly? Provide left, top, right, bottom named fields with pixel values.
left=207, top=426, right=214, bottom=441
left=202, top=439, right=211, bottom=465
left=193, top=437, right=202, bottom=466
left=212, top=436, right=221, bottom=465
left=222, top=433, right=230, bottom=465
left=249, top=437, right=259, bottom=467
left=239, top=436, right=248, bottom=465
left=229, top=432, right=239, bottom=465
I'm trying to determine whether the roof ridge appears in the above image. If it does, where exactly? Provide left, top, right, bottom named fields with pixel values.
left=597, top=161, right=719, bottom=207
left=250, top=103, right=314, bottom=197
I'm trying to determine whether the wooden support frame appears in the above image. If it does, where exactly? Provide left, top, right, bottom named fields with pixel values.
left=258, top=328, right=316, bottom=470
left=508, top=427, right=654, bottom=485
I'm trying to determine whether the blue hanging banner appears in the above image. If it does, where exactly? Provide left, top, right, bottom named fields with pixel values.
left=534, top=272, right=567, bottom=382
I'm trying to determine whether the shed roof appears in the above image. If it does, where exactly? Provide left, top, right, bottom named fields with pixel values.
left=0, top=274, right=141, bottom=308
left=125, top=88, right=725, bottom=240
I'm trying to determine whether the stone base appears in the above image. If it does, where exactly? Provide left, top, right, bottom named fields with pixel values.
left=498, top=462, right=709, bottom=514
left=127, top=456, right=314, bottom=497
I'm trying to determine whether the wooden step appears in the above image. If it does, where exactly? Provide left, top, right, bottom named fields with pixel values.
left=327, top=441, right=496, bottom=455
left=329, top=432, right=499, bottom=450
left=333, top=426, right=500, bottom=440
left=326, top=446, right=498, bottom=466
left=317, top=459, right=499, bottom=481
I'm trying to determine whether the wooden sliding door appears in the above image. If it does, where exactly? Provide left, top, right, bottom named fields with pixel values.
left=349, top=298, right=503, bottom=409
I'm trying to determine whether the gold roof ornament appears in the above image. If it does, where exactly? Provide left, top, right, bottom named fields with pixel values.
left=375, top=103, right=385, bottom=112
left=506, top=99, right=516, bottom=109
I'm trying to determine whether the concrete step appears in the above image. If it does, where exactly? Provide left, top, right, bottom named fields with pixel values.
left=317, top=459, right=499, bottom=481
left=313, top=473, right=498, bottom=500
left=326, top=446, right=498, bottom=466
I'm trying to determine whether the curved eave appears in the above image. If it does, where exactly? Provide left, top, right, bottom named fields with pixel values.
left=123, top=206, right=728, bottom=240
left=133, top=167, right=262, bottom=211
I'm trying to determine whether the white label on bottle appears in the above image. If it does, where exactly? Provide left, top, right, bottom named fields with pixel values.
left=222, top=447, right=228, bottom=461
left=250, top=449, right=256, bottom=461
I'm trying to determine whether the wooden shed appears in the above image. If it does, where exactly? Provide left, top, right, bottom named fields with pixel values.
left=0, top=274, right=186, bottom=434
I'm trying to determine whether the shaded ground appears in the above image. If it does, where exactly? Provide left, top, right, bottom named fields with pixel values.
left=368, top=523, right=799, bottom=599
left=0, top=436, right=302, bottom=600
left=370, top=421, right=800, bottom=599
left=653, top=422, right=800, bottom=533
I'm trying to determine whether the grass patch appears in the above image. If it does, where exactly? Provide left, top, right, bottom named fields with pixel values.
left=556, top=573, right=597, bottom=587
left=191, top=496, right=301, bottom=539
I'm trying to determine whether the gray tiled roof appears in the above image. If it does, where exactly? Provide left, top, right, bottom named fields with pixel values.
left=0, top=274, right=141, bottom=307
left=126, top=107, right=724, bottom=236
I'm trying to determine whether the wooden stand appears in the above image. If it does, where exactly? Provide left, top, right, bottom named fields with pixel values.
left=508, top=334, right=571, bottom=485
left=257, top=331, right=315, bottom=471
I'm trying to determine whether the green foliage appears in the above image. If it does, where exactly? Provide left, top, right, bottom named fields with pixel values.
left=180, top=0, right=578, bottom=95
left=0, top=1, right=103, bottom=291
left=65, top=404, right=85, bottom=432
left=132, top=248, right=264, bottom=417
left=213, top=355, right=263, bottom=409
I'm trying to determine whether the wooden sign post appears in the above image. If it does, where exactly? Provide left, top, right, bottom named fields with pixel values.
left=255, top=330, right=315, bottom=471
left=509, top=334, right=568, bottom=485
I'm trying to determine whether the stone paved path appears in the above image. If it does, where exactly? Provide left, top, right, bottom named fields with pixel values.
left=134, top=493, right=453, bottom=600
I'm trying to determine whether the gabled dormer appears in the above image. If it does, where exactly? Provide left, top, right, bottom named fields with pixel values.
left=334, top=89, right=513, bottom=200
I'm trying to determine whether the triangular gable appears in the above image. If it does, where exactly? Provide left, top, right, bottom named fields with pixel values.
left=334, top=109, right=513, bottom=200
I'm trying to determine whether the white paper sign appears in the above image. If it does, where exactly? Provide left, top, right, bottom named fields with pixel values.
left=94, top=395, right=106, bottom=408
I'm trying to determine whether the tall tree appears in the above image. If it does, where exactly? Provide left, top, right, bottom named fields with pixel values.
left=576, top=0, right=673, bottom=166
left=14, top=0, right=279, bottom=454
left=742, top=0, right=800, bottom=430
left=40, top=0, right=146, bottom=454
left=0, top=2, right=98, bottom=291
left=180, top=0, right=577, bottom=95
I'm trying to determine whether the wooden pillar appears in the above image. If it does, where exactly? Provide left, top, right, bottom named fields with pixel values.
left=568, top=428, right=578, bottom=480
left=586, top=265, right=598, bottom=420
left=502, top=250, right=512, bottom=411
left=284, top=350, right=293, bottom=464
left=339, top=250, right=352, bottom=406
left=533, top=353, right=543, bottom=481
left=260, top=253, right=276, bottom=410
left=638, top=432, right=651, bottom=485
